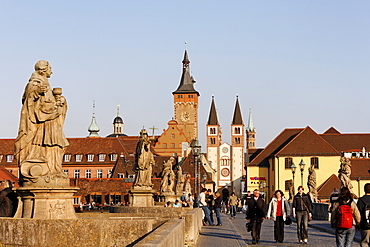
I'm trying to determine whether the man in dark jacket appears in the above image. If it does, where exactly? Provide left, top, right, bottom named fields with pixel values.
left=246, top=189, right=266, bottom=245
left=357, top=183, right=370, bottom=247
left=292, top=186, right=313, bottom=244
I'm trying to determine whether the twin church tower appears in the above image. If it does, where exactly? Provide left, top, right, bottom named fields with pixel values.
left=160, top=50, right=257, bottom=192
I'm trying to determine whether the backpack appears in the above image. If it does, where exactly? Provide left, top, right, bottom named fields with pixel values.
left=336, top=203, right=353, bottom=229
left=360, top=198, right=370, bottom=229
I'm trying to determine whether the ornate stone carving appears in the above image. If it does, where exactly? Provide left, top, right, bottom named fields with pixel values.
left=160, top=157, right=175, bottom=193
left=14, top=60, right=69, bottom=187
left=307, top=164, right=318, bottom=202
left=175, top=165, right=185, bottom=195
left=133, top=129, right=154, bottom=188
left=338, top=157, right=354, bottom=193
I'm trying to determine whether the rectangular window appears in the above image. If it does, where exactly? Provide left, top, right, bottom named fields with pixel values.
left=210, top=138, right=216, bottom=145
left=108, top=169, right=112, bottom=178
left=235, top=137, right=240, bottom=144
left=64, top=154, right=71, bottom=162
left=87, top=154, right=94, bottom=162
left=99, top=154, right=105, bottom=162
left=73, top=197, right=79, bottom=205
left=311, top=157, right=319, bottom=169
left=171, top=143, right=175, bottom=148
left=76, top=155, right=82, bottom=162
left=74, top=170, right=80, bottom=178
left=188, top=95, right=194, bottom=98
left=171, top=134, right=175, bottom=139
left=163, top=143, right=167, bottom=148
left=97, top=169, right=103, bottom=178
left=285, top=157, right=293, bottom=169
left=110, top=154, right=117, bottom=161
left=85, top=169, right=91, bottom=178
left=63, top=169, right=69, bottom=175
left=118, top=173, right=124, bottom=178
left=0, top=155, right=3, bottom=162
left=177, top=95, right=183, bottom=98
left=6, top=155, right=12, bottom=162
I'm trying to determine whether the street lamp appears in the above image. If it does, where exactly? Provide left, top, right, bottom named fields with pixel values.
left=299, top=159, right=306, bottom=186
left=190, top=138, right=201, bottom=199
left=291, top=162, right=297, bottom=195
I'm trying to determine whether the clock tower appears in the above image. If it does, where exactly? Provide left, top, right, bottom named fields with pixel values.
left=172, top=50, right=200, bottom=141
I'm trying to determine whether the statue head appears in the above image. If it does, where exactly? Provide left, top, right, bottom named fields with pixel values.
left=34, top=60, right=52, bottom=78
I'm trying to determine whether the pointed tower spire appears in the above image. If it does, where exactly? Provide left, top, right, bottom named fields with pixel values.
left=232, top=95, right=243, bottom=125
left=247, top=108, right=256, bottom=132
left=88, top=101, right=100, bottom=137
left=208, top=95, right=219, bottom=125
left=172, top=50, right=200, bottom=95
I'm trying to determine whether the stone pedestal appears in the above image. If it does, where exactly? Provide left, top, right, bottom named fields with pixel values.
left=129, top=187, right=155, bottom=207
left=14, top=187, right=79, bottom=219
left=161, top=192, right=177, bottom=203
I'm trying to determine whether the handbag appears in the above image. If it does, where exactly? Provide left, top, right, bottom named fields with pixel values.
left=284, top=216, right=292, bottom=225
left=242, top=204, right=248, bottom=214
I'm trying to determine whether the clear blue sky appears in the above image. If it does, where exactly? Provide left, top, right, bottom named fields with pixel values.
left=1, top=1, right=370, bottom=149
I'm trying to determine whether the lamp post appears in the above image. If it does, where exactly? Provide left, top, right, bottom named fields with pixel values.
left=190, top=138, right=201, bottom=199
left=299, top=159, right=306, bottom=186
left=291, top=162, right=297, bottom=195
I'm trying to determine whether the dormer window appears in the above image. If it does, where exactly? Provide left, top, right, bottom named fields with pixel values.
left=110, top=154, right=117, bottom=161
left=0, top=155, right=3, bottom=162
left=87, top=154, right=94, bottom=162
left=99, top=154, right=106, bottom=162
left=6, top=155, right=13, bottom=162
left=76, top=154, right=82, bottom=162
left=64, top=154, right=71, bottom=162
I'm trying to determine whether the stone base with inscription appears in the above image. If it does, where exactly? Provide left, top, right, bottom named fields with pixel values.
left=14, top=187, right=79, bottom=219
left=161, top=192, right=177, bottom=203
left=129, top=187, right=155, bottom=207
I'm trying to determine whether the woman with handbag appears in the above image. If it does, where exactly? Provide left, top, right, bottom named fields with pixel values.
left=292, top=186, right=313, bottom=244
left=267, top=190, right=291, bottom=243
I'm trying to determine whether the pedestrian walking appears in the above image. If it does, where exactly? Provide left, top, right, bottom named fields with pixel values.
left=229, top=192, right=238, bottom=219
left=267, top=190, right=291, bottom=243
left=292, top=186, right=312, bottom=244
left=246, top=189, right=266, bottom=245
left=206, top=189, right=215, bottom=225
left=331, top=187, right=360, bottom=247
left=357, top=183, right=370, bottom=247
left=214, top=192, right=223, bottom=226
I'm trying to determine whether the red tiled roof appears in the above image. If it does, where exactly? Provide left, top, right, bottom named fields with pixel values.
left=277, top=126, right=340, bottom=157
left=350, top=159, right=370, bottom=180
left=248, top=128, right=304, bottom=166
left=317, top=174, right=341, bottom=200
left=322, top=127, right=341, bottom=135
left=0, top=167, right=19, bottom=187
left=320, top=133, right=370, bottom=153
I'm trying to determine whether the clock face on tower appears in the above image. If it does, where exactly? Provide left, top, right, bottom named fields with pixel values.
left=180, top=112, right=190, bottom=122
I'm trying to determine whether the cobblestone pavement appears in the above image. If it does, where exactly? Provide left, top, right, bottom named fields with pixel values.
left=196, top=212, right=361, bottom=247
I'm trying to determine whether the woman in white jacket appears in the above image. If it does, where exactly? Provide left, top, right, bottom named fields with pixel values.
left=267, top=190, right=291, bottom=243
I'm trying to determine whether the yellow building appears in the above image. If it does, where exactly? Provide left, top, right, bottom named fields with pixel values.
left=247, top=126, right=370, bottom=200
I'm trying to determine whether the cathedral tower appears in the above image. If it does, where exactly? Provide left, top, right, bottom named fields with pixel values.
left=246, top=108, right=256, bottom=149
left=231, top=96, right=245, bottom=193
left=172, top=50, right=200, bottom=142
left=206, top=96, right=222, bottom=171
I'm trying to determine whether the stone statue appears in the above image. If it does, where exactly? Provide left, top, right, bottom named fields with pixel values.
left=160, top=157, right=175, bottom=193
left=338, top=157, right=354, bottom=193
left=307, top=164, right=318, bottom=202
left=184, top=173, right=192, bottom=195
left=0, top=180, right=18, bottom=217
left=288, top=180, right=294, bottom=202
left=133, top=129, right=154, bottom=188
left=175, top=165, right=185, bottom=195
left=14, top=60, right=69, bottom=186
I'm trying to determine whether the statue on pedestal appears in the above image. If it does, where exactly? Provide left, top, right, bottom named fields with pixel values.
left=160, top=157, right=175, bottom=193
left=14, top=60, right=69, bottom=186
left=175, top=165, right=185, bottom=195
left=307, top=164, right=318, bottom=202
left=133, top=129, right=154, bottom=188
left=184, top=173, right=192, bottom=195
left=338, top=157, right=354, bottom=193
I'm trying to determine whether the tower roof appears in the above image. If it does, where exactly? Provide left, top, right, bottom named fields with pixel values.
left=88, top=101, right=100, bottom=137
left=172, top=50, right=200, bottom=96
left=207, top=96, right=219, bottom=125
left=247, top=108, right=256, bottom=132
left=232, top=95, right=243, bottom=125
left=113, top=103, right=124, bottom=124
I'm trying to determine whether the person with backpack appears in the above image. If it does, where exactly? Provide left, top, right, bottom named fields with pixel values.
left=331, top=187, right=361, bottom=247
left=356, top=183, right=370, bottom=247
